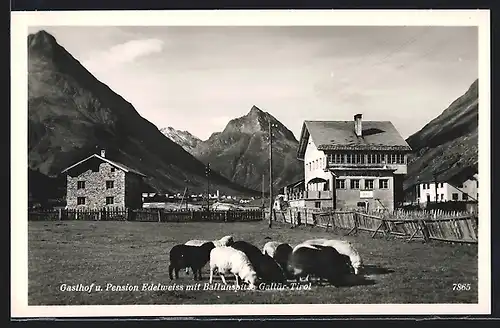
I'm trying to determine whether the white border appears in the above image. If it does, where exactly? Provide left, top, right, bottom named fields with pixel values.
left=11, top=9, right=491, bottom=318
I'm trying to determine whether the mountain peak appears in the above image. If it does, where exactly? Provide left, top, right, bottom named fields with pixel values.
left=28, top=30, right=58, bottom=56
left=248, top=105, right=264, bottom=115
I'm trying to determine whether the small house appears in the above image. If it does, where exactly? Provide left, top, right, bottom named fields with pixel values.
left=61, top=150, right=147, bottom=210
left=416, top=173, right=478, bottom=204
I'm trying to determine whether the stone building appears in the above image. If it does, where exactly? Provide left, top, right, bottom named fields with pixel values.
left=294, top=114, right=412, bottom=212
left=61, top=150, right=147, bottom=209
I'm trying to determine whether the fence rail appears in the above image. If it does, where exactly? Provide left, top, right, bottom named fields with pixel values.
left=271, top=207, right=478, bottom=244
left=28, top=208, right=264, bottom=223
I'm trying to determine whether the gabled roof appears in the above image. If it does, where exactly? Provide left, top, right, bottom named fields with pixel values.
left=61, top=154, right=147, bottom=177
left=297, top=120, right=412, bottom=160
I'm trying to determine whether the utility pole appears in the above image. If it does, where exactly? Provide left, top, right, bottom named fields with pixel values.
left=205, top=163, right=211, bottom=216
left=262, top=174, right=265, bottom=208
left=269, top=119, right=273, bottom=228
left=434, top=174, right=439, bottom=203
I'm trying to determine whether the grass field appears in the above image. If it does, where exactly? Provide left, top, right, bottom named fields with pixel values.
left=28, top=220, right=478, bottom=305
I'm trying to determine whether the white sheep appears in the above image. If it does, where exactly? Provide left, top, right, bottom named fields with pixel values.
left=184, top=236, right=235, bottom=274
left=296, top=238, right=363, bottom=274
left=262, top=241, right=281, bottom=258
left=209, top=246, right=258, bottom=290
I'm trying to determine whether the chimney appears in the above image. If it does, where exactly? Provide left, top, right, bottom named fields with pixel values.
left=100, top=149, right=106, bottom=158
left=354, top=114, right=363, bottom=137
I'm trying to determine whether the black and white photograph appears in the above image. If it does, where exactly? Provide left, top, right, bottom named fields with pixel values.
left=11, top=10, right=490, bottom=317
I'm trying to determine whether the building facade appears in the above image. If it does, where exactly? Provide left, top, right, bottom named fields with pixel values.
left=416, top=173, right=478, bottom=204
left=62, top=150, right=147, bottom=210
left=294, top=114, right=412, bottom=212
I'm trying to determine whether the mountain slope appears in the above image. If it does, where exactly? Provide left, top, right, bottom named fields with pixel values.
left=28, top=30, right=258, bottom=198
left=404, top=79, right=478, bottom=190
left=160, top=127, right=201, bottom=154
left=192, top=106, right=303, bottom=191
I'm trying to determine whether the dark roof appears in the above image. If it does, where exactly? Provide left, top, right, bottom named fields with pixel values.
left=61, top=154, right=147, bottom=177
left=297, top=120, right=412, bottom=160
left=284, top=179, right=305, bottom=189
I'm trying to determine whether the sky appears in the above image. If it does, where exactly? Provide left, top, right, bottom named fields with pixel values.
left=28, top=26, right=478, bottom=141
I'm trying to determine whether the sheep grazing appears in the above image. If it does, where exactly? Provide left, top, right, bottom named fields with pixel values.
left=273, top=243, right=293, bottom=275
left=169, top=242, right=215, bottom=281
left=262, top=241, right=281, bottom=258
left=298, top=238, right=363, bottom=274
left=185, top=239, right=210, bottom=247
left=287, top=244, right=354, bottom=286
left=184, top=236, right=234, bottom=274
left=209, top=246, right=258, bottom=290
left=185, top=235, right=234, bottom=248
left=232, top=241, right=286, bottom=283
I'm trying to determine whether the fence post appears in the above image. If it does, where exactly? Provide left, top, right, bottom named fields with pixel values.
left=418, top=218, right=430, bottom=242
left=58, top=208, right=62, bottom=221
left=354, top=212, right=359, bottom=234
left=158, top=210, right=161, bottom=223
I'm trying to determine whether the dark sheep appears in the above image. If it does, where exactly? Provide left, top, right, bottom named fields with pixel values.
left=287, top=244, right=353, bottom=286
left=169, top=242, right=215, bottom=281
left=231, top=241, right=286, bottom=283
left=273, top=243, right=293, bottom=277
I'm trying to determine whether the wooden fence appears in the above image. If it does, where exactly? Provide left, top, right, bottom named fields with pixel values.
left=272, top=207, right=478, bottom=244
left=28, top=208, right=264, bottom=223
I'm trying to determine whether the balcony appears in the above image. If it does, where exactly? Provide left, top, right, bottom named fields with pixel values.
left=286, top=190, right=332, bottom=201
left=325, top=162, right=406, bottom=174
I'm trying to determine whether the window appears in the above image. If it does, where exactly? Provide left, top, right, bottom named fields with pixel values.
left=332, top=153, right=344, bottom=164
left=350, top=179, right=360, bottom=189
left=379, top=179, right=389, bottom=189
left=106, top=180, right=114, bottom=189
left=77, top=197, right=85, bottom=205
left=367, top=153, right=383, bottom=164
left=388, top=153, right=404, bottom=164
left=462, top=193, right=468, bottom=200
left=336, top=179, right=345, bottom=189
left=106, top=197, right=114, bottom=205
left=441, top=194, right=444, bottom=200
left=314, top=201, right=321, bottom=209
left=452, top=193, right=459, bottom=201
left=110, top=167, right=116, bottom=172
left=364, top=179, right=374, bottom=190
left=346, top=153, right=354, bottom=164
left=426, top=183, right=430, bottom=189
left=458, top=183, right=463, bottom=188
left=355, top=153, right=365, bottom=164
left=422, top=184, right=426, bottom=190
left=77, top=181, right=85, bottom=189
left=476, top=180, right=479, bottom=188
left=440, top=183, right=444, bottom=188
left=426, top=194, right=431, bottom=202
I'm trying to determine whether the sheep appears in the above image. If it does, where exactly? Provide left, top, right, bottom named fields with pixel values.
left=287, top=244, right=354, bottom=286
left=297, top=238, right=363, bottom=274
left=184, top=235, right=234, bottom=273
left=232, top=240, right=286, bottom=283
left=185, top=235, right=234, bottom=247
left=209, top=246, right=258, bottom=290
left=169, top=242, right=215, bottom=281
left=273, top=243, right=293, bottom=276
left=262, top=241, right=281, bottom=258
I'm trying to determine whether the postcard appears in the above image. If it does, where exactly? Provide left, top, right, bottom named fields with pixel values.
left=11, top=9, right=491, bottom=318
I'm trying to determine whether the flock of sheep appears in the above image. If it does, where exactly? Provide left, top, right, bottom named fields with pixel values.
left=168, top=235, right=363, bottom=290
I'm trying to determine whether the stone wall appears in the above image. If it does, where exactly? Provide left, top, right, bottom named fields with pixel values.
left=66, top=162, right=126, bottom=209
